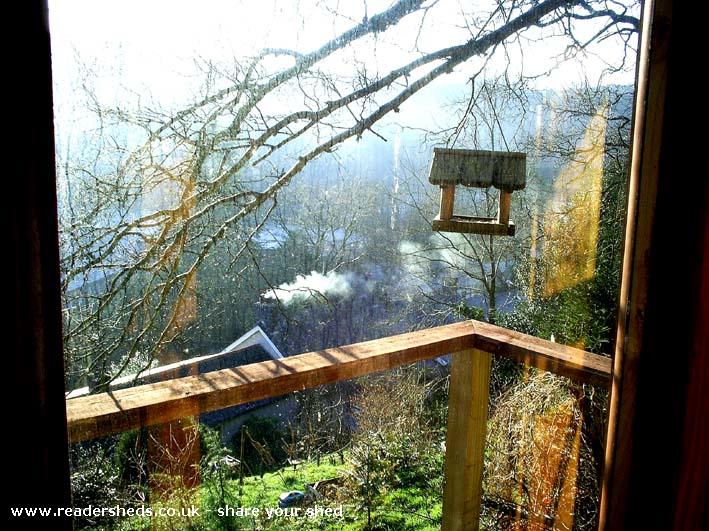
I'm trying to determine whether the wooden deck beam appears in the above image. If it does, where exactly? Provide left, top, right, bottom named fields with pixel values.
left=66, top=320, right=611, bottom=443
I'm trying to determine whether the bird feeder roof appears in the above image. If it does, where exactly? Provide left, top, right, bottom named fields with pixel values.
left=428, top=148, right=527, bottom=192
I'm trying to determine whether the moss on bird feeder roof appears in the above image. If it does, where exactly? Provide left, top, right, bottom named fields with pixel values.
left=428, top=148, right=526, bottom=192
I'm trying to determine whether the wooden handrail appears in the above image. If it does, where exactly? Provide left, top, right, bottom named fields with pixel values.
left=66, top=320, right=611, bottom=443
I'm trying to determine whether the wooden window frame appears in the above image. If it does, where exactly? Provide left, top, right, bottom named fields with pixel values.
left=8, top=0, right=707, bottom=529
left=599, top=1, right=708, bottom=529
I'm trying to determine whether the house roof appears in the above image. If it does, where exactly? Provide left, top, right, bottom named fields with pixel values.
left=428, top=148, right=526, bottom=191
left=66, top=325, right=284, bottom=399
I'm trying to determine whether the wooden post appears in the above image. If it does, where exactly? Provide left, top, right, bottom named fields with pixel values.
left=440, top=185, right=455, bottom=220
left=147, top=364, right=201, bottom=497
left=148, top=416, right=201, bottom=494
left=442, top=348, right=492, bottom=531
left=498, top=190, right=511, bottom=225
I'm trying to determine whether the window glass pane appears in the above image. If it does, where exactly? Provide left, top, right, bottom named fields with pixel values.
left=50, top=1, right=639, bottom=528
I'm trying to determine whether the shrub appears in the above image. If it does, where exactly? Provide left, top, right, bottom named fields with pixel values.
left=70, top=441, right=123, bottom=529
left=483, top=372, right=606, bottom=530
left=232, top=416, right=288, bottom=476
left=346, top=368, right=446, bottom=528
left=114, top=429, right=148, bottom=490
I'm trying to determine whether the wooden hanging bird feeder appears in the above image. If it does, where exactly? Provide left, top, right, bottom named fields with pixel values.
left=429, top=148, right=526, bottom=236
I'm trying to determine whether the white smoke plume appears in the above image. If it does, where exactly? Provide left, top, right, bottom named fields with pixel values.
left=398, top=240, right=435, bottom=297
left=430, top=232, right=471, bottom=270
left=262, top=270, right=353, bottom=306
left=399, top=240, right=430, bottom=277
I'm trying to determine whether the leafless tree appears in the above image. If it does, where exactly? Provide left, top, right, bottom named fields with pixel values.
left=57, top=0, right=639, bottom=388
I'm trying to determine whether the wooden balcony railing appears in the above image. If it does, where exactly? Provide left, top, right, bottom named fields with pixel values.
left=66, top=319, right=611, bottom=530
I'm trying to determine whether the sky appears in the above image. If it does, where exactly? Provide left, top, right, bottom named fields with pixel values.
left=47, top=0, right=638, bottom=149
left=48, top=2, right=637, bottom=96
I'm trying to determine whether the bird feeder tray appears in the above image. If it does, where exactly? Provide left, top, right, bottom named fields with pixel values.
left=428, top=148, right=526, bottom=236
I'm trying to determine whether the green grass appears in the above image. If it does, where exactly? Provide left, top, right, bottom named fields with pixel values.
left=105, top=454, right=442, bottom=530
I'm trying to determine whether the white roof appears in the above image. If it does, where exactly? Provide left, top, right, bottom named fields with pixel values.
left=66, top=325, right=283, bottom=399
